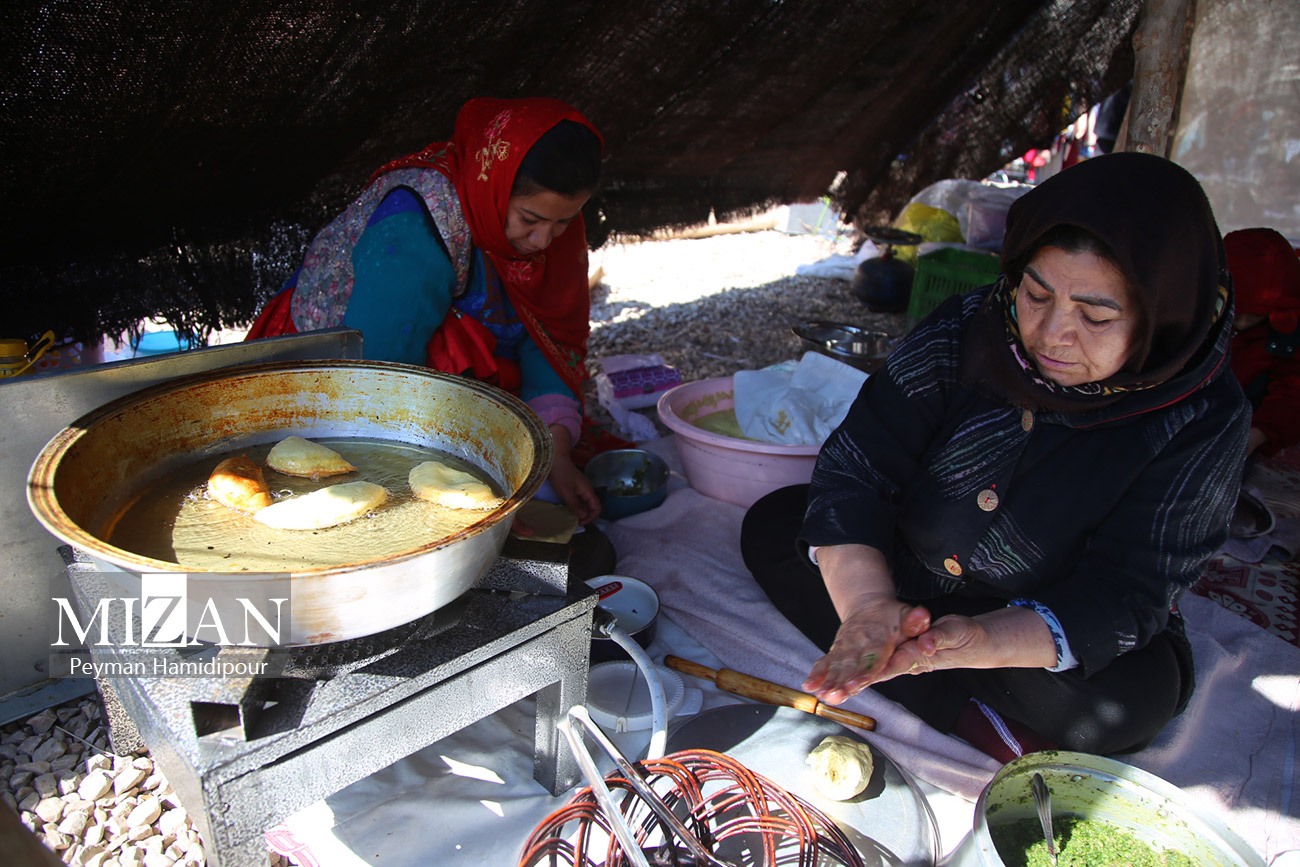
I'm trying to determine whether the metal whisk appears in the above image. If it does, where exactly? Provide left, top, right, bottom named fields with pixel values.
left=518, top=706, right=866, bottom=867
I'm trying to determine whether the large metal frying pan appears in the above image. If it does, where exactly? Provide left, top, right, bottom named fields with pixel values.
left=27, top=360, right=552, bottom=645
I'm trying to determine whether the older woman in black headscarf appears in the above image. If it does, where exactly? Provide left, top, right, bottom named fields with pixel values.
left=741, top=153, right=1251, bottom=756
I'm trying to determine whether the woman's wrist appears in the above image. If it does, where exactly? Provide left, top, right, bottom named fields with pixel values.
left=816, top=543, right=898, bottom=620
left=973, top=606, right=1058, bottom=668
left=549, top=423, right=575, bottom=463
left=1009, top=599, right=1078, bottom=671
left=841, top=593, right=908, bottom=623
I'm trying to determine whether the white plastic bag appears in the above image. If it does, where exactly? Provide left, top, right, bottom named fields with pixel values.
left=962, top=184, right=1031, bottom=250
left=903, top=178, right=1030, bottom=247
left=794, top=254, right=858, bottom=281
left=733, top=352, right=868, bottom=446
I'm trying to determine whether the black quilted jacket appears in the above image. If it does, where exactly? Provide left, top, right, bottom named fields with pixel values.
left=801, top=287, right=1251, bottom=677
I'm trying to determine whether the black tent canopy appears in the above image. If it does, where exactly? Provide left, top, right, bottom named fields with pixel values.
left=2, top=0, right=1139, bottom=344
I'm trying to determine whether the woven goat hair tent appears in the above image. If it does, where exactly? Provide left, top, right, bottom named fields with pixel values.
left=2, top=0, right=1139, bottom=344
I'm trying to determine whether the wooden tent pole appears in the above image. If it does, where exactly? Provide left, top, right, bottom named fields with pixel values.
left=1125, top=0, right=1196, bottom=157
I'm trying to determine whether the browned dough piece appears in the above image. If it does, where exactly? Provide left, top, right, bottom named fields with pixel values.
left=207, top=456, right=273, bottom=514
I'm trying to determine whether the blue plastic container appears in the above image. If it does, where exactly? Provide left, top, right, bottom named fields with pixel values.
left=134, top=330, right=196, bottom=357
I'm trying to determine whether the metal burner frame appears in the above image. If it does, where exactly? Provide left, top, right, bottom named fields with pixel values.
left=60, top=540, right=596, bottom=867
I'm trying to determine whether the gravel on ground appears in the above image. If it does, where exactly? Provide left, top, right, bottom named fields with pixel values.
left=588, top=229, right=905, bottom=384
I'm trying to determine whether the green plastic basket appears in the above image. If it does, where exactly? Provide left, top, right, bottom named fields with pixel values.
left=906, top=247, right=1002, bottom=330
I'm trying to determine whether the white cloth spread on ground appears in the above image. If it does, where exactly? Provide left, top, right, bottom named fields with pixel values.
left=276, top=434, right=1299, bottom=866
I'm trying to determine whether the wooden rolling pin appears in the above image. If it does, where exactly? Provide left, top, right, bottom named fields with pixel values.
left=665, top=655, right=876, bottom=732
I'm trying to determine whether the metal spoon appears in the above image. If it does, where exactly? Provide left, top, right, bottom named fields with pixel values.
left=1031, top=772, right=1059, bottom=866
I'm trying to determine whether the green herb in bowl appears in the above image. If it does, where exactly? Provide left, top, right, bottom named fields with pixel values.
left=994, top=816, right=1195, bottom=867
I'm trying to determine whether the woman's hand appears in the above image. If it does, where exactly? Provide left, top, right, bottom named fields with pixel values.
left=873, top=614, right=984, bottom=681
left=545, top=423, right=601, bottom=525
left=801, top=543, right=918, bottom=703
left=803, top=597, right=931, bottom=704
left=547, top=450, right=601, bottom=525
left=875, top=606, right=1059, bottom=682
left=512, top=425, right=600, bottom=537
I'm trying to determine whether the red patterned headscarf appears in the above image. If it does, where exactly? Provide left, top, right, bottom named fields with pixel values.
left=374, top=98, right=603, bottom=396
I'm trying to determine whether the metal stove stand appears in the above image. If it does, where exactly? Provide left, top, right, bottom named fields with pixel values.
left=62, top=541, right=596, bottom=867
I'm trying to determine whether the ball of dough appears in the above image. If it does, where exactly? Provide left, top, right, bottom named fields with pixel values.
left=805, top=735, right=875, bottom=801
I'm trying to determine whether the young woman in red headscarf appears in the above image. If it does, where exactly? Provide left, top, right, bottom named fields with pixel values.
left=247, top=97, right=605, bottom=526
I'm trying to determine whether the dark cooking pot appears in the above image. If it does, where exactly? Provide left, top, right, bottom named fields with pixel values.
left=27, top=360, right=552, bottom=645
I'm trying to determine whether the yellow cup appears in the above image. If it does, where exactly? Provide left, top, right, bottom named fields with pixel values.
left=0, top=331, right=56, bottom=378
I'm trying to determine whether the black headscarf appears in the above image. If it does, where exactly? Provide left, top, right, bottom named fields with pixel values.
left=964, top=152, right=1230, bottom=413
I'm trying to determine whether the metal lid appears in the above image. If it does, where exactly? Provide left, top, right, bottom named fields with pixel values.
left=585, top=575, right=660, bottom=635
left=792, top=320, right=894, bottom=372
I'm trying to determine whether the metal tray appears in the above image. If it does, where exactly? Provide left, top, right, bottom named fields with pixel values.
left=791, top=320, right=893, bottom=372
left=666, top=704, right=940, bottom=866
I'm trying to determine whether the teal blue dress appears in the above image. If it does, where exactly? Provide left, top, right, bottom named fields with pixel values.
left=341, top=186, right=575, bottom=407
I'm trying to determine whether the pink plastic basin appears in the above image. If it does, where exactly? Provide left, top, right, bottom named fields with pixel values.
left=656, top=376, right=819, bottom=508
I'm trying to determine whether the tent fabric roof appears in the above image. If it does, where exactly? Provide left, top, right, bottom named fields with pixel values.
left=3, top=0, right=1139, bottom=344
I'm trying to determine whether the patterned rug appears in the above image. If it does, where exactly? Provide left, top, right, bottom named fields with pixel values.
left=1191, top=445, right=1300, bottom=648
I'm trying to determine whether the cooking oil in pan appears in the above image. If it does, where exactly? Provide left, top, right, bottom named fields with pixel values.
left=106, top=438, right=505, bottom=572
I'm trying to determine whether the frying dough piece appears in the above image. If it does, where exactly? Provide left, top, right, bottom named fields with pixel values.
left=805, top=735, right=875, bottom=801
left=265, top=436, right=356, bottom=478
left=254, top=481, right=388, bottom=531
left=207, top=456, right=273, bottom=514
left=409, top=460, right=502, bottom=510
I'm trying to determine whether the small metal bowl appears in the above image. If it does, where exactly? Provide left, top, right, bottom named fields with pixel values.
left=584, top=448, right=670, bottom=520
left=792, top=320, right=894, bottom=372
